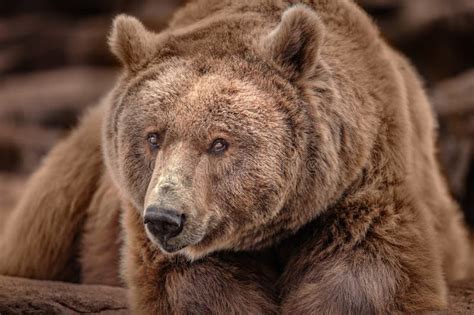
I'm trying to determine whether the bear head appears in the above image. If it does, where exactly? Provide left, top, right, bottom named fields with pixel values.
left=103, top=5, right=375, bottom=259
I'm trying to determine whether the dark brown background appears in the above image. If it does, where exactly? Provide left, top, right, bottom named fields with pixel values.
left=0, top=0, right=473, bottom=229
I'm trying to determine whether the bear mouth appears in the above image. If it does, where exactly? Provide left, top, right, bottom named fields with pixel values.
left=145, top=224, right=203, bottom=254
left=158, top=240, right=187, bottom=253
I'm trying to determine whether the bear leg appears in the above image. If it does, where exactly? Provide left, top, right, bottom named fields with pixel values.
left=0, top=104, right=104, bottom=281
left=279, top=198, right=448, bottom=314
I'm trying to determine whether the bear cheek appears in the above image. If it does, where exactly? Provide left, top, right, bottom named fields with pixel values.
left=119, top=151, right=152, bottom=208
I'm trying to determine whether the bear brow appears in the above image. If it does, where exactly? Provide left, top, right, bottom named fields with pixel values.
left=113, top=62, right=192, bottom=135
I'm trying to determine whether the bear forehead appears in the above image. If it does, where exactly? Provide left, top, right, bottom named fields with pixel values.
left=121, top=60, right=283, bottom=131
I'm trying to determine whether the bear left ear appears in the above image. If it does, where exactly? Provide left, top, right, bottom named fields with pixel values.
left=108, top=14, right=157, bottom=72
left=262, top=5, right=325, bottom=80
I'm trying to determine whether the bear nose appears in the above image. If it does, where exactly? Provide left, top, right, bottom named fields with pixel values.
left=144, top=206, right=185, bottom=240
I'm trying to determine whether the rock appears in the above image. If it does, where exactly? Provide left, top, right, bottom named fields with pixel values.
left=66, top=16, right=117, bottom=67
left=0, top=275, right=473, bottom=314
left=0, top=67, right=117, bottom=129
left=357, top=0, right=474, bottom=39
left=0, top=1, right=185, bottom=73
left=432, top=69, right=474, bottom=120
left=437, top=133, right=472, bottom=200
left=0, top=67, right=116, bottom=174
left=0, top=124, right=61, bottom=173
left=357, top=0, right=474, bottom=84
left=431, top=70, right=474, bottom=227
left=438, top=280, right=474, bottom=315
left=0, top=276, right=128, bottom=314
left=0, top=141, right=21, bottom=173
left=0, top=15, right=117, bottom=73
left=0, top=15, right=78, bottom=73
left=0, top=0, right=119, bottom=17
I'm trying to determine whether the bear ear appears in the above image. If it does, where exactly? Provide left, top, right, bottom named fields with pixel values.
left=262, top=5, right=325, bottom=80
left=108, top=15, right=156, bottom=72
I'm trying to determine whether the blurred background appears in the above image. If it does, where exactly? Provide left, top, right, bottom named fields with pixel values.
left=0, top=0, right=473, bottom=227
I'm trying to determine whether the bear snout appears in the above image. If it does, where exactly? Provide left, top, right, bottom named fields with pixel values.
left=144, top=206, right=185, bottom=247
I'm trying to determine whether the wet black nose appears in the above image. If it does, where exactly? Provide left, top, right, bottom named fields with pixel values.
left=144, top=206, right=185, bottom=240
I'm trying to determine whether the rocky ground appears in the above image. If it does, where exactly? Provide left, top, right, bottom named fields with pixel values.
left=0, top=274, right=472, bottom=314
left=0, top=0, right=473, bottom=313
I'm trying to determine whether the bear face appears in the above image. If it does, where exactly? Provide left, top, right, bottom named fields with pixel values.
left=103, top=7, right=369, bottom=259
left=108, top=61, right=297, bottom=257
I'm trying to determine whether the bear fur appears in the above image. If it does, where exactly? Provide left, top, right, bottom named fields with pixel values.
left=0, top=0, right=472, bottom=313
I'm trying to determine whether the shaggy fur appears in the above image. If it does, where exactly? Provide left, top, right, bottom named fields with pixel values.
left=0, top=0, right=472, bottom=313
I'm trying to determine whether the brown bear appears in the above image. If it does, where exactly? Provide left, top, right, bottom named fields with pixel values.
left=0, top=0, right=472, bottom=313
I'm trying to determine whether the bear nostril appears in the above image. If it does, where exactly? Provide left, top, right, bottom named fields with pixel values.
left=144, top=206, right=185, bottom=240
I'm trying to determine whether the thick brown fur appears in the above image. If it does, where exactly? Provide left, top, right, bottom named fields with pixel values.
left=0, top=0, right=472, bottom=314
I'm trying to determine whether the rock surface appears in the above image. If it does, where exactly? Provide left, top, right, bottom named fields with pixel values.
left=0, top=275, right=473, bottom=314
left=443, top=281, right=474, bottom=315
left=0, top=276, right=128, bottom=314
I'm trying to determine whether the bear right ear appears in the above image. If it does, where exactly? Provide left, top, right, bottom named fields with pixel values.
left=262, top=5, right=325, bottom=81
left=108, top=15, right=157, bottom=72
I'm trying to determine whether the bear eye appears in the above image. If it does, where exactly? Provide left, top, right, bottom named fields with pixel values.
left=209, top=138, right=228, bottom=154
left=147, top=133, right=160, bottom=151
